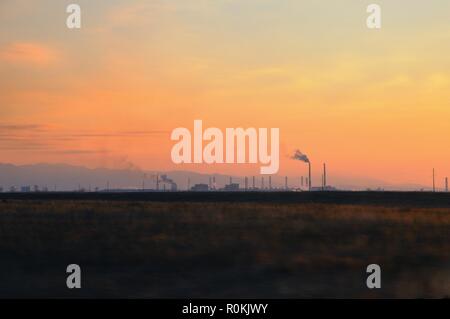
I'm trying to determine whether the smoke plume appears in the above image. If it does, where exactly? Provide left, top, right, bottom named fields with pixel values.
left=291, top=150, right=310, bottom=163
left=160, top=174, right=174, bottom=184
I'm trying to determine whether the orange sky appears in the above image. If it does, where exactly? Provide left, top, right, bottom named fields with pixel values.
left=0, top=0, right=449, bottom=188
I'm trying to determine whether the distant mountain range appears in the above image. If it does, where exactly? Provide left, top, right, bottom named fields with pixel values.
left=0, top=163, right=430, bottom=191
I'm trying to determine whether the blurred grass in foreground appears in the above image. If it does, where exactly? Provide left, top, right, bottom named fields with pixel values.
left=0, top=200, right=448, bottom=298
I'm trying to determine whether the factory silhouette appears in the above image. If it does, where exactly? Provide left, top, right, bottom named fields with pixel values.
left=0, top=150, right=342, bottom=193
left=2, top=160, right=448, bottom=194
left=1, top=170, right=338, bottom=193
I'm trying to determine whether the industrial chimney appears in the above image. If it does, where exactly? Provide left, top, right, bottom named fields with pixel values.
left=291, top=150, right=311, bottom=191
left=433, top=168, right=436, bottom=192
left=308, top=162, right=311, bottom=191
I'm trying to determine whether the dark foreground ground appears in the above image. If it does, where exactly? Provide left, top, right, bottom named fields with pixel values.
left=1, top=190, right=450, bottom=208
left=0, top=192, right=449, bottom=298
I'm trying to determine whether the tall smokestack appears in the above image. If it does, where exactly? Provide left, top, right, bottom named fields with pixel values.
left=252, top=176, right=255, bottom=189
left=445, top=177, right=448, bottom=192
left=301, top=176, right=304, bottom=187
left=156, top=174, right=159, bottom=191
left=323, top=163, right=327, bottom=188
left=433, top=168, right=435, bottom=192
left=291, top=149, right=311, bottom=190
left=308, top=162, right=312, bottom=191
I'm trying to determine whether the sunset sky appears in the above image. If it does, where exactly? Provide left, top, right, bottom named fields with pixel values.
left=1, top=0, right=449, bottom=188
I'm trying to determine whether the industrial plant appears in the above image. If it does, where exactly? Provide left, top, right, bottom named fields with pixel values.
left=0, top=153, right=447, bottom=193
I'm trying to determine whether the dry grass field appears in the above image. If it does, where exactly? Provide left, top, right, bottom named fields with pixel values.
left=0, top=199, right=449, bottom=298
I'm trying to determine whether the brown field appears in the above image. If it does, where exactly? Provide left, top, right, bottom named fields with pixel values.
left=0, top=200, right=449, bottom=298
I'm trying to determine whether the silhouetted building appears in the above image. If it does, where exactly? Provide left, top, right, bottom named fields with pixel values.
left=159, top=175, right=177, bottom=191
left=311, top=186, right=337, bottom=192
left=21, top=186, right=31, bottom=193
left=224, top=183, right=240, bottom=191
left=191, top=184, right=209, bottom=191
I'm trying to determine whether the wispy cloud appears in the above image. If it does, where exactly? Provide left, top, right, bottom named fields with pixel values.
left=0, top=42, right=59, bottom=67
left=68, top=130, right=169, bottom=138
left=46, top=149, right=110, bottom=155
left=0, top=123, right=168, bottom=153
left=0, top=124, right=48, bottom=131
